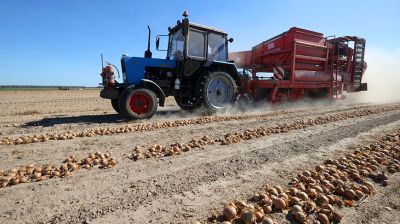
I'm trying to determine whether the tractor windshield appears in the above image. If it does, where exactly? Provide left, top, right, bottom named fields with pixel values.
left=169, top=29, right=184, bottom=60
left=208, top=33, right=227, bottom=61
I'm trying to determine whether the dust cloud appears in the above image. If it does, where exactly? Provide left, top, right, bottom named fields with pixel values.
left=346, top=46, right=400, bottom=104
left=162, top=46, right=400, bottom=118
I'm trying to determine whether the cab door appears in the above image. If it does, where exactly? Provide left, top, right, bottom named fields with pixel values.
left=183, top=28, right=206, bottom=77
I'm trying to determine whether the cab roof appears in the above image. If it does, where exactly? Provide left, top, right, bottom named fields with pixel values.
left=189, top=22, right=227, bottom=35
left=169, top=21, right=227, bottom=35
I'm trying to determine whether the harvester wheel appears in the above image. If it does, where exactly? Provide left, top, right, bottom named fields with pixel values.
left=119, top=88, right=158, bottom=120
left=197, top=71, right=237, bottom=114
left=111, top=99, right=120, bottom=114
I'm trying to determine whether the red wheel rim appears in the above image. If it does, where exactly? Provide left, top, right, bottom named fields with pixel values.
left=129, top=92, right=152, bottom=115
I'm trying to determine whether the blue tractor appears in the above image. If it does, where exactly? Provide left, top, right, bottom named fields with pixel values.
left=100, top=11, right=240, bottom=120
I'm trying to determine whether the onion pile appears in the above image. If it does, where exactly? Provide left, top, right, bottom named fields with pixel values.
left=0, top=151, right=117, bottom=188
left=208, top=130, right=400, bottom=223
left=2, top=105, right=399, bottom=146
left=130, top=135, right=215, bottom=160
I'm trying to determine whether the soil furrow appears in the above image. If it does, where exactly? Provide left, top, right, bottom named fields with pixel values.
left=36, top=111, right=400, bottom=224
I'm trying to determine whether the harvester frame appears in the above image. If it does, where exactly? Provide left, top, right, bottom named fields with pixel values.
left=231, top=27, right=367, bottom=103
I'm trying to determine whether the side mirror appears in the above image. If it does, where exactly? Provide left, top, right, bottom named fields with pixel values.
left=156, top=37, right=160, bottom=50
left=228, top=38, right=234, bottom=43
left=156, top=35, right=168, bottom=51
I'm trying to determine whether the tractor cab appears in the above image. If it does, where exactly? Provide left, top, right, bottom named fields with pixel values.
left=157, top=11, right=233, bottom=77
left=154, top=11, right=238, bottom=111
left=165, top=21, right=230, bottom=62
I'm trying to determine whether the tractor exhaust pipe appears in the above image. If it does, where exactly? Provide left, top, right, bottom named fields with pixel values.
left=144, top=25, right=152, bottom=58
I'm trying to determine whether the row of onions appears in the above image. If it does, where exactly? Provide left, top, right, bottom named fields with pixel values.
left=0, top=151, right=117, bottom=188
left=3, top=104, right=395, bottom=146
left=130, top=106, right=399, bottom=160
left=0, top=109, right=297, bottom=145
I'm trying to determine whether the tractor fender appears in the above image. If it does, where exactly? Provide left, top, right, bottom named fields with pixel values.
left=203, top=61, right=240, bottom=84
left=139, top=79, right=166, bottom=107
left=100, top=87, right=120, bottom=100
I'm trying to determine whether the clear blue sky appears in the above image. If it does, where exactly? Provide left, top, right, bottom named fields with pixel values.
left=0, top=0, right=399, bottom=86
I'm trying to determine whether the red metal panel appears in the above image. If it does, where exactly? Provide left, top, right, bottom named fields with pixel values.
left=229, top=27, right=364, bottom=102
left=249, top=80, right=333, bottom=89
left=290, top=41, right=296, bottom=82
left=228, top=51, right=252, bottom=68
left=294, top=70, right=330, bottom=82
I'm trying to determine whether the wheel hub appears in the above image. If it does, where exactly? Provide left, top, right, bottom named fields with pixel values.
left=206, top=75, right=234, bottom=108
left=129, top=92, right=152, bottom=115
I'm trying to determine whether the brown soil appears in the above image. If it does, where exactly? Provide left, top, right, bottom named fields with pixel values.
left=0, top=90, right=399, bottom=224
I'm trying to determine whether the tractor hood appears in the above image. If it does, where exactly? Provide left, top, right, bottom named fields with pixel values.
left=121, top=56, right=176, bottom=85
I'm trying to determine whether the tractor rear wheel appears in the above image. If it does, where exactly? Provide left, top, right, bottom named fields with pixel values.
left=197, top=71, right=237, bottom=114
left=119, top=88, right=158, bottom=120
left=111, top=99, right=120, bottom=114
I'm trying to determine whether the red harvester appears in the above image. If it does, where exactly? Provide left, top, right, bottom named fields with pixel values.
left=230, top=27, right=367, bottom=103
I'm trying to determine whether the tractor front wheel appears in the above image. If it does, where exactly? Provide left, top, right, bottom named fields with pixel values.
left=119, top=88, right=158, bottom=120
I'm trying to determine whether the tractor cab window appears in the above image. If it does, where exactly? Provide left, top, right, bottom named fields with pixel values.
left=169, top=29, right=184, bottom=61
left=188, top=29, right=206, bottom=58
left=208, top=33, right=226, bottom=61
